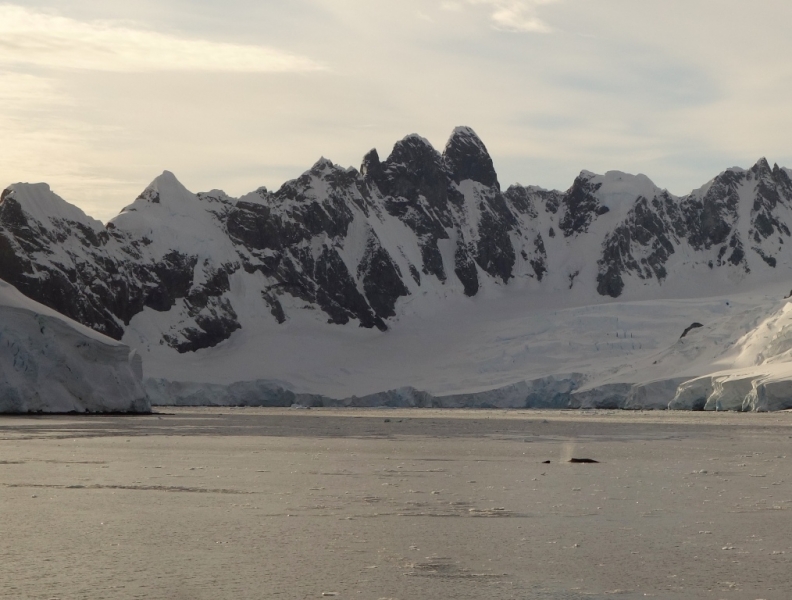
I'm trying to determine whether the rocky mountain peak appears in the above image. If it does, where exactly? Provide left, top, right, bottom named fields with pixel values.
left=443, top=126, right=499, bottom=189
left=384, top=134, right=439, bottom=167
left=750, top=157, right=772, bottom=179
left=360, top=148, right=382, bottom=179
left=559, top=171, right=608, bottom=237
left=130, top=170, right=196, bottom=209
left=310, top=157, right=337, bottom=173
left=377, top=134, right=447, bottom=208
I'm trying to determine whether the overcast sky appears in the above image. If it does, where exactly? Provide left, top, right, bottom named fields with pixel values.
left=2, top=1, right=791, bottom=221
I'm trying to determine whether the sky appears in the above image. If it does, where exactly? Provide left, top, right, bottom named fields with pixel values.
left=2, top=1, right=792, bottom=221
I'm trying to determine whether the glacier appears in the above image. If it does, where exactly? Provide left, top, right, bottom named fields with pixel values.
left=0, top=279, right=149, bottom=413
left=139, top=282, right=792, bottom=411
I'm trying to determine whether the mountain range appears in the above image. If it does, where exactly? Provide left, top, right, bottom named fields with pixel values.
left=4, top=126, right=792, bottom=410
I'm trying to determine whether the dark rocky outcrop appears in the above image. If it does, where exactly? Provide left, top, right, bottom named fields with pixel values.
left=559, top=173, right=609, bottom=237
left=680, top=322, right=704, bottom=339
left=443, top=126, right=499, bottom=188
left=597, top=193, right=682, bottom=297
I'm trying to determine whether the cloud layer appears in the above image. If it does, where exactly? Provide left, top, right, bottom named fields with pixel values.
left=0, top=5, right=322, bottom=72
left=465, top=0, right=559, bottom=33
left=2, top=1, right=792, bottom=223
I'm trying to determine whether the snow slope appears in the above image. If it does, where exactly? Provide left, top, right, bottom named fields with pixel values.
left=135, top=277, right=792, bottom=410
left=0, top=279, right=149, bottom=413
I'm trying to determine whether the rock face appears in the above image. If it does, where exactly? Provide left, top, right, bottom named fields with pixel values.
left=0, top=127, right=548, bottom=350
left=0, top=279, right=149, bottom=413
left=595, top=162, right=792, bottom=297
left=2, top=127, right=792, bottom=359
left=0, top=179, right=241, bottom=351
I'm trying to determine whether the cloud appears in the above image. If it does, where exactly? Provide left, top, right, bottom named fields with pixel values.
left=0, top=5, right=323, bottom=73
left=464, top=0, right=559, bottom=33
left=0, top=71, right=62, bottom=107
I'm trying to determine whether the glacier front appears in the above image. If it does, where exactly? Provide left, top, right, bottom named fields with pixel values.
left=0, top=279, right=149, bottom=413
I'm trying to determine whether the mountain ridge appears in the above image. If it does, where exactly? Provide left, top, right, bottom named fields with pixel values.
left=2, top=126, right=791, bottom=365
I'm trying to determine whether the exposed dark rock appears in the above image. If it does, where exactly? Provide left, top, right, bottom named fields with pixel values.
left=313, top=247, right=385, bottom=330
left=474, top=207, right=515, bottom=282
left=530, top=234, right=547, bottom=281
left=167, top=296, right=241, bottom=353
left=684, top=169, right=742, bottom=253
left=454, top=245, right=479, bottom=297
left=378, top=135, right=450, bottom=217
left=597, top=266, right=624, bottom=298
left=596, top=193, right=680, bottom=297
left=408, top=264, right=421, bottom=285
left=358, top=234, right=409, bottom=319
left=443, top=127, right=499, bottom=189
left=680, top=322, right=704, bottom=339
left=503, top=185, right=537, bottom=217
left=374, top=135, right=454, bottom=284
left=360, top=149, right=384, bottom=181
left=559, top=173, right=608, bottom=237
left=262, top=291, right=286, bottom=324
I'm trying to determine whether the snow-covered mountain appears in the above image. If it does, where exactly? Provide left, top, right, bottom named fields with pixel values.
left=0, top=279, right=148, bottom=413
left=4, top=126, right=792, bottom=409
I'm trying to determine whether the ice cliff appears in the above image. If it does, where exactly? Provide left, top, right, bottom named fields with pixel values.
left=0, top=279, right=149, bottom=413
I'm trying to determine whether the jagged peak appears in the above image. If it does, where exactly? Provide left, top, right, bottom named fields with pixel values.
left=383, top=133, right=443, bottom=174
left=361, top=148, right=381, bottom=176
left=398, top=133, right=434, bottom=149
left=110, top=171, right=202, bottom=223
left=443, top=126, right=498, bottom=188
left=450, top=125, right=480, bottom=138
left=386, top=134, right=439, bottom=163
left=685, top=165, right=747, bottom=197
left=147, top=170, right=185, bottom=191
left=136, top=170, right=195, bottom=203
left=310, top=156, right=336, bottom=172
left=750, top=157, right=772, bottom=176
